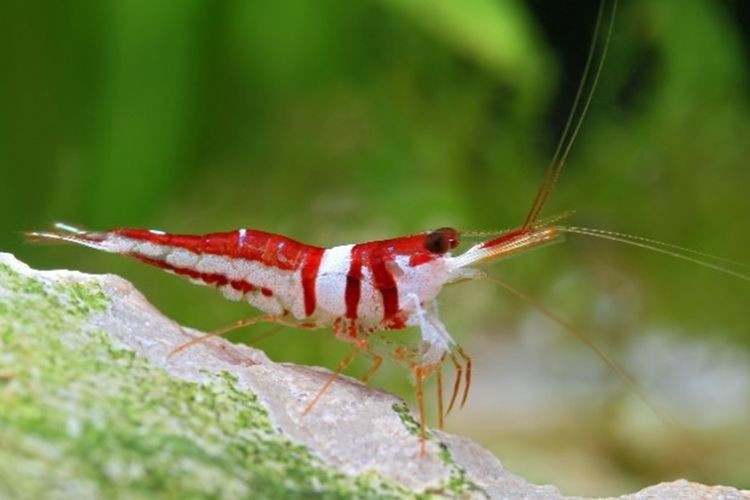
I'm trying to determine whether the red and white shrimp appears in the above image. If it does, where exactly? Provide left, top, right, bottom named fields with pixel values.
left=27, top=220, right=563, bottom=446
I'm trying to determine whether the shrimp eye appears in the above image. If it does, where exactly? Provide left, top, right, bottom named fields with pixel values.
left=424, top=227, right=459, bottom=254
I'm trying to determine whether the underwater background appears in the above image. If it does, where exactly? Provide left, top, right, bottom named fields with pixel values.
left=2, top=0, right=749, bottom=495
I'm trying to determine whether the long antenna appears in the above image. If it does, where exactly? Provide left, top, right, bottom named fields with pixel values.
left=522, top=0, right=618, bottom=229
left=558, top=226, right=750, bottom=283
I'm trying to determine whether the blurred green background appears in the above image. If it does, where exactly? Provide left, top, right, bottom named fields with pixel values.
left=2, top=0, right=749, bottom=496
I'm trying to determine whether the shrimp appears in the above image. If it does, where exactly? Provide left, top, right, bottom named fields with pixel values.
left=27, top=220, right=565, bottom=450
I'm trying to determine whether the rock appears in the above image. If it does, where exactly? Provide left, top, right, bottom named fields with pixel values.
left=619, top=479, right=749, bottom=500
left=0, top=252, right=747, bottom=499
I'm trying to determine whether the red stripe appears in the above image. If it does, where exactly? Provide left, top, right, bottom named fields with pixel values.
left=345, top=242, right=402, bottom=323
left=133, top=255, right=265, bottom=296
left=116, top=228, right=317, bottom=272
left=345, top=245, right=364, bottom=320
left=231, top=280, right=257, bottom=293
left=481, top=229, right=530, bottom=249
left=300, top=247, right=324, bottom=317
left=345, top=249, right=363, bottom=320
left=369, top=246, right=399, bottom=318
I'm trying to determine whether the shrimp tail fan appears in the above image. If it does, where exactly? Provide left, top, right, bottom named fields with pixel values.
left=26, top=223, right=111, bottom=252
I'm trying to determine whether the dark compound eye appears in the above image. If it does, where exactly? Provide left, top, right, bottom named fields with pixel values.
left=424, top=227, right=460, bottom=254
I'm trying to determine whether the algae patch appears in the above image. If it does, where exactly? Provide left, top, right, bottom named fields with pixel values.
left=392, top=402, right=427, bottom=438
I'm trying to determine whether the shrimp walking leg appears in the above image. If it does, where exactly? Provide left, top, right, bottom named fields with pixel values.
left=446, top=353, right=462, bottom=414
left=360, top=352, right=383, bottom=383
left=302, top=346, right=361, bottom=416
left=457, top=346, right=472, bottom=408
left=169, top=314, right=278, bottom=358
left=436, top=365, right=445, bottom=430
left=169, top=315, right=311, bottom=358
